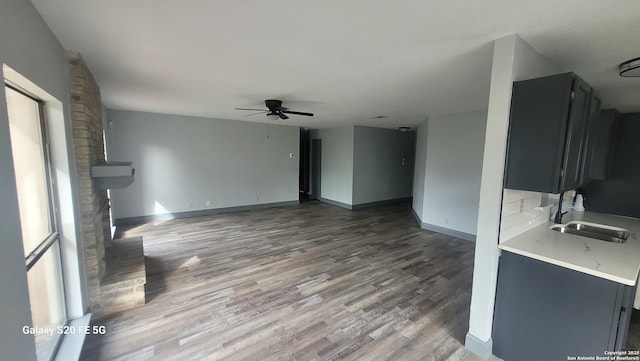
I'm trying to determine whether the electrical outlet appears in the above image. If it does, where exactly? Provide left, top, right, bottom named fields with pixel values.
left=205, top=201, right=211, bottom=206
left=444, top=217, right=449, bottom=225
left=519, top=199, right=525, bottom=213
left=188, top=201, right=193, bottom=209
left=256, top=196, right=260, bottom=203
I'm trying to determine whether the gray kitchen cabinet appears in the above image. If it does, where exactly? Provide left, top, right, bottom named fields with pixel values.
left=586, top=109, right=616, bottom=180
left=504, top=72, right=594, bottom=193
left=492, top=252, right=635, bottom=361
left=607, top=112, right=640, bottom=178
left=578, top=91, right=603, bottom=185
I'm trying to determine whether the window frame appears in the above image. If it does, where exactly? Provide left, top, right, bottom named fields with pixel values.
left=5, top=83, right=68, bottom=361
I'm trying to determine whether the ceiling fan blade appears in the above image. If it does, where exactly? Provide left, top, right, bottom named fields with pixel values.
left=235, top=107, right=267, bottom=111
left=282, top=110, right=314, bottom=117
left=243, top=111, right=268, bottom=116
left=279, top=113, right=289, bottom=120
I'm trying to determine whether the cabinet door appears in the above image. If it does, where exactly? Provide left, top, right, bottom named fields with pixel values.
left=607, top=112, right=640, bottom=178
left=493, top=252, right=624, bottom=361
left=588, top=109, right=616, bottom=180
left=559, top=76, right=591, bottom=191
left=614, top=285, right=636, bottom=350
left=578, top=91, right=602, bottom=186
left=504, top=73, right=574, bottom=192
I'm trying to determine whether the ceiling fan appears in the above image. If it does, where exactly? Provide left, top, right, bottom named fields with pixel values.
left=235, top=99, right=314, bottom=120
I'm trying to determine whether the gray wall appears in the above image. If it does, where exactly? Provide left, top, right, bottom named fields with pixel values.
left=421, top=110, right=487, bottom=236
left=106, top=110, right=300, bottom=220
left=310, top=126, right=355, bottom=205
left=411, top=120, right=428, bottom=221
left=352, top=126, right=415, bottom=205
left=0, top=0, right=78, bottom=360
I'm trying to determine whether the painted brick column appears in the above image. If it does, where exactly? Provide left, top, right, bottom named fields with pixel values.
left=67, top=52, right=110, bottom=314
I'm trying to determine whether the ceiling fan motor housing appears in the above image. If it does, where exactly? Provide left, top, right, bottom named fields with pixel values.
left=235, top=99, right=313, bottom=119
left=265, top=99, right=283, bottom=110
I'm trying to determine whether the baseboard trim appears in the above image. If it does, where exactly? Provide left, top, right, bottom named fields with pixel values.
left=320, top=197, right=414, bottom=211
left=421, top=222, right=476, bottom=242
left=465, top=333, right=493, bottom=360
left=411, top=208, right=422, bottom=225
left=319, top=198, right=353, bottom=210
left=351, top=197, right=413, bottom=210
left=114, top=200, right=300, bottom=226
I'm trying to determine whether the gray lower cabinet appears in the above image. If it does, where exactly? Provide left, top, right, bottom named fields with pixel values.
left=492, top=252, right=635, bottom=361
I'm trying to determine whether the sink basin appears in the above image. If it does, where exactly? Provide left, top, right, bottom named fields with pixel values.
left=550, top=221, right=629, bottom=243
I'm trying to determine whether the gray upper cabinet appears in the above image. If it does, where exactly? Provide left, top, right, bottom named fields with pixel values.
left=578, top=91, right=603, bottom=185
left=504, top=72, right=598, bottom=193
left=562, top=75, right=591, bottom=190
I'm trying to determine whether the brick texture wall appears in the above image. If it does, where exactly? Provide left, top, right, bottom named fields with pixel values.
left=68, top=52, right=145, bottom=319
left=68, top=52, right=110, bottom=313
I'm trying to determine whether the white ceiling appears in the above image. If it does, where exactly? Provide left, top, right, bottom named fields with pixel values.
left=30, top=0, right=640, bottom=129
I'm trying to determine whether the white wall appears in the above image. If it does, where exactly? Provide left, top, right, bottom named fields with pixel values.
left=352, top=126, right=415, bottom=205
left=411, top=120, right=428, bottom=220
left=310, top=126, right=355, bottom=205
left=106, top=110, right=300, bottom=220
left=0, top=0, right=84, bottom=359
left=465, top=34, right=559, bottom=357
left=421, top=110, right=487, bottom=236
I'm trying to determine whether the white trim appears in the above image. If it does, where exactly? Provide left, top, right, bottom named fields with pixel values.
left=4, top=64, right=87, bottom=319
left=54, top=314, right=92, bottom=361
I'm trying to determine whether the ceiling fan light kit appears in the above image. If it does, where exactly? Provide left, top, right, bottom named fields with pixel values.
left=619, top=57, right=640, bottom=77
left=235, top=99, right=314, bottom=120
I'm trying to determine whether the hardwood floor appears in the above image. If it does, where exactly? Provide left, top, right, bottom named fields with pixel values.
left=80, top=201, right=498, bottom=361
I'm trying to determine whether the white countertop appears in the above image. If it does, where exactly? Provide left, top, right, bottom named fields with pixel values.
left=498, top=211, right=640, bottom=286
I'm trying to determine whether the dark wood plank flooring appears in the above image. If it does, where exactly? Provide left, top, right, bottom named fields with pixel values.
left=80, top=201, right=496, bottom=360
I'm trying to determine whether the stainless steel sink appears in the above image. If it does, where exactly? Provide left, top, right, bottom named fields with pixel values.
left=550, top=221, right=629, bottom=243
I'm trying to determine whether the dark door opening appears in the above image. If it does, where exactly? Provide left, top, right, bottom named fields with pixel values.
left=299, top=129, right=311, bottom=201
left=311, top=139, right=321, bottom=200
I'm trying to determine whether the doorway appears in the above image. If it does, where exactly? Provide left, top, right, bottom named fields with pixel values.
left=299, top=129, right=311, bottom=201
left=311, top=139, right=321, bottom=200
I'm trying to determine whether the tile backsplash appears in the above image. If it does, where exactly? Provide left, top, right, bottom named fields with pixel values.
left=499, top=189, right=552, bottom=243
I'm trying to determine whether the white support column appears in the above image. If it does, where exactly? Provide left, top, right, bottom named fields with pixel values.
left=465, top=34, right=518, bottom=358
left=465, top=34, right=559, bottom=358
